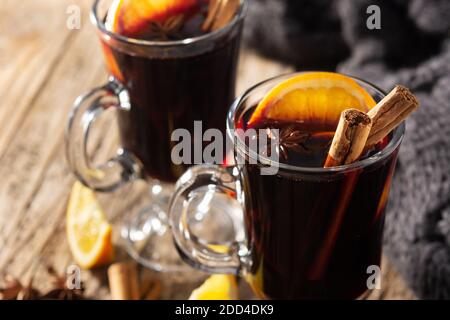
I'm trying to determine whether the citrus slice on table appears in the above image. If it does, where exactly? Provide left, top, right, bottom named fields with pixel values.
left=67, top=182, right=114, bottom=269
left=189, top=275, right=238, bottom=300
left=247, top=72, right=377, bottom=127
left=105, top=0, right=199, bottom=37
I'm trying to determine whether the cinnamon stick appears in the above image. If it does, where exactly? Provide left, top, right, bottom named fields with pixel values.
left=143, top=280, right=162, bottom=300
left=202, top=0, right=240, bottom=32
left=366, top=85, right=419, bottom=147
left=202, top=0, right=221, bottom=32
left=139, top=269, right=162, bottom=300
left=313, top=86, right=419, bottom=279
left=313, top=110, right=371, bottom=280
left=324, top=109, right=372, bottom=167
left=108, top=263, right=140, bottom=300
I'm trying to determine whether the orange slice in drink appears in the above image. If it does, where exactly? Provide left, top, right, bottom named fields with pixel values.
left=106, top=0, right=199, bottom=37
left=102, top=0, right=200, bottom=81
left=100, top=42, right=124, bottom=82
left=248, top=72, right=377, bottom=127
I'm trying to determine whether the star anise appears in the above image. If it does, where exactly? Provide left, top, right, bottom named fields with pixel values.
left=0, top=266, right=86, bottom=300
left=257, top=125, right=311, bottom=160
left=40, top=266, right=85, bottom=300
left=279, top=126, right=311, bottom=159
left=0, top=275, right=40, bottom=300
left=148, top=14, right=185, bottom=40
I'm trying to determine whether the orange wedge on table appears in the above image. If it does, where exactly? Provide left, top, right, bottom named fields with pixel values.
left=189, top=275, right=238, bottom=300
left=248, top=72, right=377, bottom=127
left=67, top=182, right=114, bottom=269
left=106, top=0, right=199, bottom=37
left=189, top=245, right=238, bottom=300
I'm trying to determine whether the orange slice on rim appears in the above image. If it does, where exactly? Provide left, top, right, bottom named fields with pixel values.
left=247, top=72, right=377, bottom=127
left=105, top=0, right=199, bottom=37
left=100, top=42, right=124, bottom=82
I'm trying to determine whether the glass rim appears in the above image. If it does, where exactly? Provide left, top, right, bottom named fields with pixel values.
left=227, top=72, right=405, bottom=174
left=90, top=0, right=247, bottom=47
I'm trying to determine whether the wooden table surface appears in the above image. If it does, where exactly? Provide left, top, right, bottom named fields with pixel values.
left=0, top=0, right=415, bottom=300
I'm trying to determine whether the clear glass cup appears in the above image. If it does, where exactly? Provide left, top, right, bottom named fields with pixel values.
left=169, top=73, right=405, bottom=298
left=66, top=0, right=247, bottom=272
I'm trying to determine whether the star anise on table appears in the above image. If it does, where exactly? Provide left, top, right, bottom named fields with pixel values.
left=0, top=266, right=85, bottom=300
left=0, top=275, right=40, bottom=300
left=40, top=266, right=85, bottom=300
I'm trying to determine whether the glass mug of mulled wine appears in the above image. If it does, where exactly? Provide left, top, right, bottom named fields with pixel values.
left=169, top=73, right=405, bottom=299
left=66, top=0, right=246, bottom=272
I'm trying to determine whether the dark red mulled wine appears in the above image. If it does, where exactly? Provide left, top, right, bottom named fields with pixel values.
left=100, top=2, right=242, bottom=182
left=237, top=107, right=398, bottom=299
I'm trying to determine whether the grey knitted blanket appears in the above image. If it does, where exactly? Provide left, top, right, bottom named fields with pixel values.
left=243, top=0, right=450, bottom=299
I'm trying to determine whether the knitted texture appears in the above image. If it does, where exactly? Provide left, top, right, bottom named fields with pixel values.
left=243, top=0, right=450, bottom=299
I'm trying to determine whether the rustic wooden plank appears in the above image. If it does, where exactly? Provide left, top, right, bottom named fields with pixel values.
left=0, top=0, right=92, bottom=157
left=0, top=4, right=106, bottom=271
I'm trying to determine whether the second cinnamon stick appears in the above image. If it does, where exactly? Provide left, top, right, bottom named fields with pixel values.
left=366, top=85, right=419, bottom=147
left=202, top=0, right=240, bottom=32
left=324, top=109, right=372, bottom=167
left=108, top=263, right=140, bottom=300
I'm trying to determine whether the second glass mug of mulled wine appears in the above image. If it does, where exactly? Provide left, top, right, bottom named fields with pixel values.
left=66, top=0, right=247, bottom=272
left=169, top=73, right=405, bottom=299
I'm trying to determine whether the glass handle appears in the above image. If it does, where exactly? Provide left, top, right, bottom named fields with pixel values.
left=169, top=165, right=247, bottom=275
left=66, top=78, right=142, bottom=192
